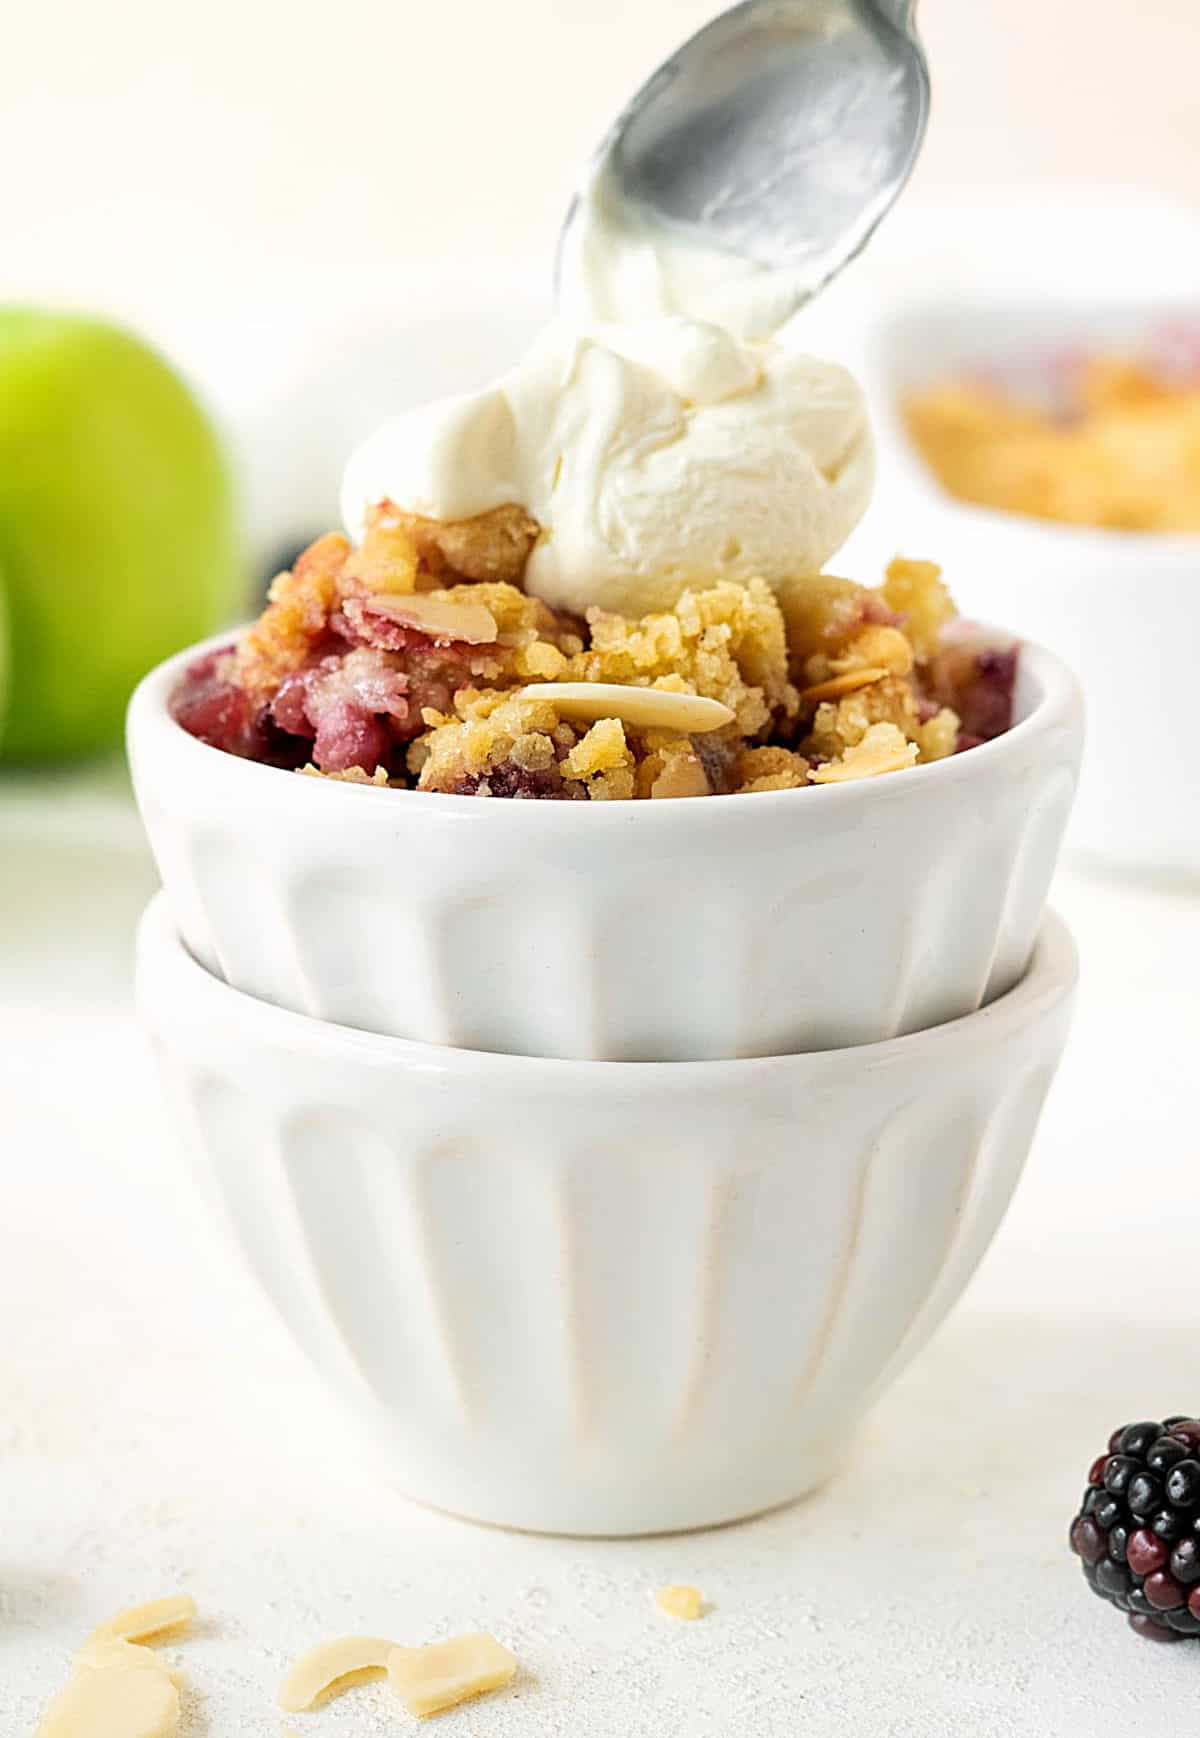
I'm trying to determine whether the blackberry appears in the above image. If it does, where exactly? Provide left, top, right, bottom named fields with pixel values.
left=1071, top=1417, right=1200, bottom=1642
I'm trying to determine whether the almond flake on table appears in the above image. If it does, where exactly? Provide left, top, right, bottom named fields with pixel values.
left=387, top=1632, right=518, bottom=1718
left=35, top=1595, right=194, bottom=1738
left=277, top=1635, right=397, bottom=1711
left=35, top=1662, right=180, bottom=1738
left=655, top=1584, right=706, bottom=1620
left=81, top=1594, right=197, bottom=1650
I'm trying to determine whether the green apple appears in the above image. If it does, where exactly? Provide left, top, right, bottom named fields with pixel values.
left=0, top=559, right=9, bottom=753
left=0, top=308, right=243, bottom=760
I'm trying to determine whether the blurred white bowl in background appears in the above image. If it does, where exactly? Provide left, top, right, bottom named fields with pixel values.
left=138, top=264, right=550, bottom=570
left=864, top=295, right=1200, bottom=883
left=245, top=276, right=550, bottom=560
left=137, top=892, right=1077, bottom=1536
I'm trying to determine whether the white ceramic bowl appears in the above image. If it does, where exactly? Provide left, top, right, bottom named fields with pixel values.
left=128, top=634, right=1081, bottom=1061
left=137, top=895, right=1077, bottom=1536
left=866, top=296, right=1200, bottom=883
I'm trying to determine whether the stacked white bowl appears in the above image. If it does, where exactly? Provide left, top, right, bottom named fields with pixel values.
left=863, top=297, right=1200, bottom=883
left=130, top=632, right=1084, bottom=1534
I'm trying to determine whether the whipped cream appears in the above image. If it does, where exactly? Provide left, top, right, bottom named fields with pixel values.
left=341, top=317, right=873, bottom=620
left=341, top=137, right=878, bottom=619
left=557, top=164, right=807, bottom=344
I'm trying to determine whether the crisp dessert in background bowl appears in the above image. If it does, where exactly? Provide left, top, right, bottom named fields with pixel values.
left=905, top=345, right=1200, bottom=532
left=136, top=892, right=1077, bottom=1536
left=869, top=299, right=1200, bottom=881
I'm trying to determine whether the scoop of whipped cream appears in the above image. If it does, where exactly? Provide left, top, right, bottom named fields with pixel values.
left=341, top=316, right=873, bottom=620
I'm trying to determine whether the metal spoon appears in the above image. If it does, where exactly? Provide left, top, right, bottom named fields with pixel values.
left=558, top=0, right=928, bottom=314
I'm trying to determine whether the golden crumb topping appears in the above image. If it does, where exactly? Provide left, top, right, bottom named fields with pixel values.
left=237, top=532, right=350, bottom=699
left=879, top=557, right=956, bottom=663
left=397, top=502, right=541, bottom=585
left=572, top=577, right=797, bottom=735
left=172, top=501, right=1017, bottom=800
left=732, top=744, right=810, bottom=794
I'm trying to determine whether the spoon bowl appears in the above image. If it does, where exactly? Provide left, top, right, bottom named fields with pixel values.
left=559, top=0, right=928, bottom=319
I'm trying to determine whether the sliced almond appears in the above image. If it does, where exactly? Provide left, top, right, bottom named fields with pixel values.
left=75, top=1639, right=183, bottom=1687
left=364, top=592, right=498, bottom=645
left=278, top=1636, right=396, bottom=1712
left=82, top=1595, right=196, bottom=1650
left=518, top=682, right=734, bottom=734
left=388, top=1633, right=517, bottom=1719
left=35, top=1662, right=179, bottom=1738
left=810, top=723, right=919, bottom=783
left=797, top=666, right=890, bottom=709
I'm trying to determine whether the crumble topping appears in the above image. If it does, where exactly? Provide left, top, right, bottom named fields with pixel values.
left=393, top=501, right=541, bottom=585
left=905, top=354, right=1200, bottom=529
left=172, top=505, right=1017, bottom=799
left=810, top=721, right=918, bottom=782
left=733, top=744, right=810, bottom=793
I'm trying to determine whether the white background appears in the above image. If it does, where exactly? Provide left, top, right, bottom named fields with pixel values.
left=4, top=0, right=1200, bottom=1729
left=3, top=0, right=1200, bottom=319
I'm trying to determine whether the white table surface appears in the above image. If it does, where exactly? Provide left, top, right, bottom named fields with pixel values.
left=3, top=762, right=1199, bottom=1736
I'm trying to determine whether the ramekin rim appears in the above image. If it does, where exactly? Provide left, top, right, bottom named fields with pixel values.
left=136, top=894, right=1077, bottom=1080
left=128, top=626, right=1082, bottom=825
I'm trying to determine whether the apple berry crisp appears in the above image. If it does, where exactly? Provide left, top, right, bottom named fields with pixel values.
left=172, top=503, right=1017, bottom=800
left=905, top=354, right=1200, bottom=530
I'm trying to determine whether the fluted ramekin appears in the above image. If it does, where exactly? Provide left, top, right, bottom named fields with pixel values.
left=128, top=632, right=1082, bottom=1061
left=137, top=894, right=1076, bottom=1536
